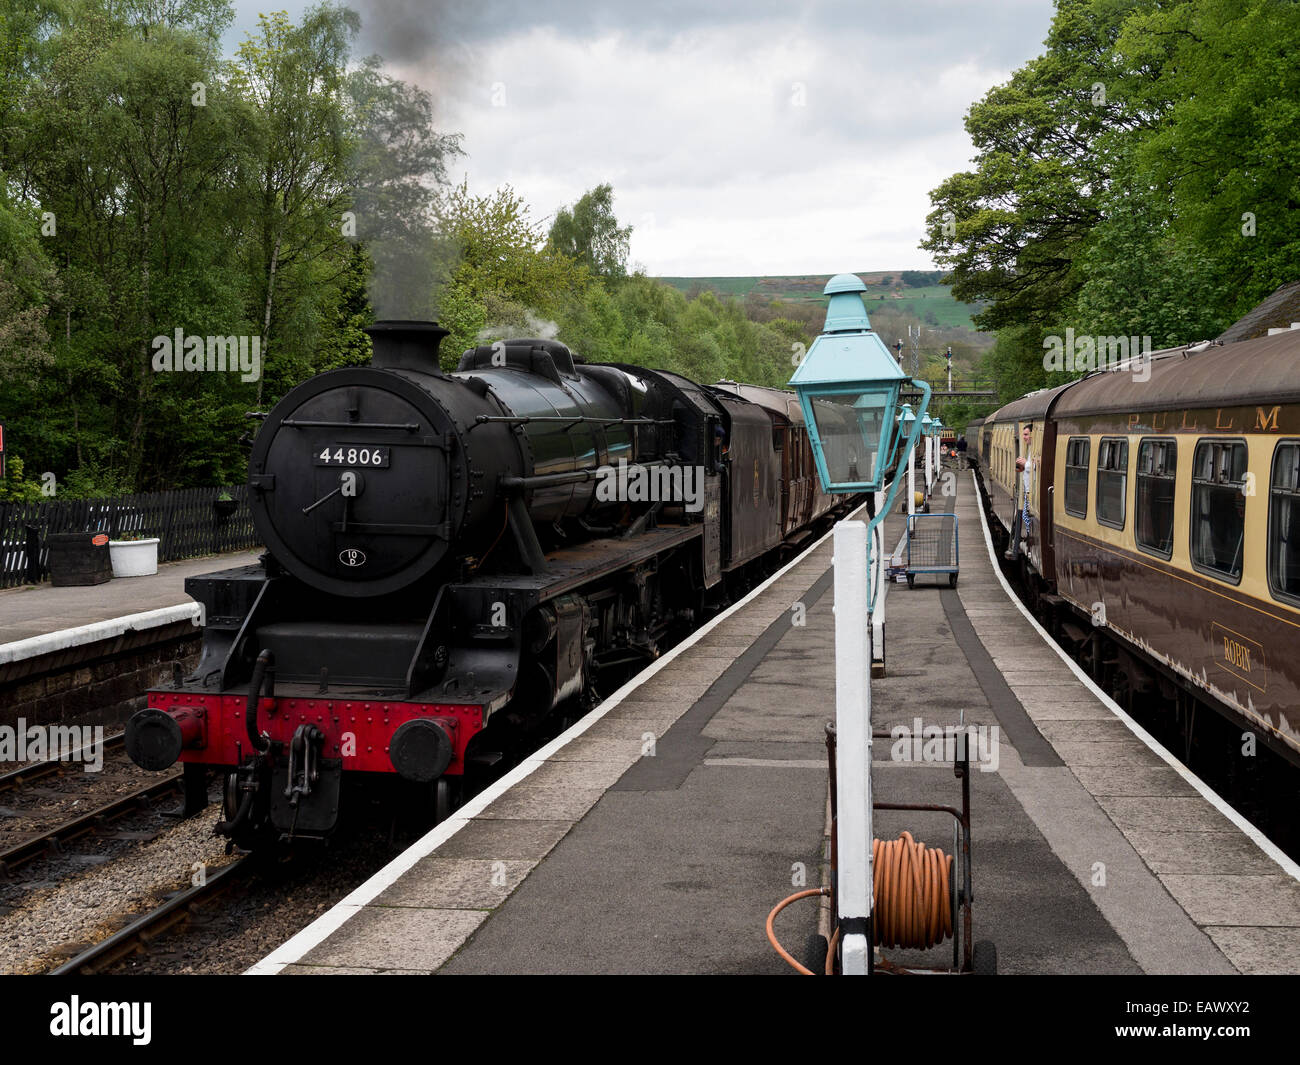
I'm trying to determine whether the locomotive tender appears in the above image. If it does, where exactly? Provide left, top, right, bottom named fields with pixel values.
left=971, top=330, right=1300, bottom=770
left=125, top=321, right=852, bottom=846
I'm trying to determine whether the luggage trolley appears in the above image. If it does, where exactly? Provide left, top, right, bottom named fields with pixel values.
left=906, top=511, right=959, bottom=588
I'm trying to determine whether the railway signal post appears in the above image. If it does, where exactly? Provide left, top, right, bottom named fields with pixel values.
left=789, top=273, right=930, bottom=974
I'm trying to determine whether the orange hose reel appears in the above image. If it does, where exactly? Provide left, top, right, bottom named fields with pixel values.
left=766, top=831, right=954, bottom=973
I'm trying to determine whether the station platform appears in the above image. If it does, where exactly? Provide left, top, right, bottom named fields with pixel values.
left=0, top=549, right=263, bottom=729
left=0, top=550, right=261, bottom=656
left=251, top=473, right=1300, bottom=976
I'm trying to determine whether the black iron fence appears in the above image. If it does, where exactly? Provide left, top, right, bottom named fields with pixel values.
left=0, top=485, right=259, bottom=589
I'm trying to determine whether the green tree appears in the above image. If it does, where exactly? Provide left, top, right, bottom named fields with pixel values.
left=1071, top=177, right=1223, bottom=348
left=232, top=6, right=359, bottom=405
left=924, top=0, right=1300, bottom=401
left=1115, top=0, right=1300, bottom=316
left=24, top=0, right=247, bottom=486
left=0, top=197, right=58, bottom=390
left=0, top=456, right=43, bottom=502
left=436, top=181, right=590, bottom=364
left=315, top=242, right=374, bottom=369
left=0, top=1, right=456, bottom=491
left=547, top=184, right=632, bottom=280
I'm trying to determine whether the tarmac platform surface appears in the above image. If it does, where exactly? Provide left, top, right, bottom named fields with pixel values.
left=253, top=471, right=1300, bottom=975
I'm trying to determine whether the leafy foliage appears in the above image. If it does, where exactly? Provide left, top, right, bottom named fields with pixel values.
left=434, top=181, right=592, bottom=365
left=4, top=1, right=999, bottom=493
left=546, top=183, right=632, bottom=280
left=924, top=0, right=1300, bottom=403
left=0, top=0, right=452, bottom=491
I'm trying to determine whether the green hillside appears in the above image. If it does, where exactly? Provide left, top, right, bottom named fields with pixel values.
left=656, top=272, right=985, bottom=330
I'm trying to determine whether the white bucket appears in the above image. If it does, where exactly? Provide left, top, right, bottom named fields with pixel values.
left=109, top=538, right=160, bottom=577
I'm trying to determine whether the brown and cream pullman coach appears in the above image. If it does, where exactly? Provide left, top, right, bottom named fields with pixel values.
left=979, top=332, right=1300, bottom=767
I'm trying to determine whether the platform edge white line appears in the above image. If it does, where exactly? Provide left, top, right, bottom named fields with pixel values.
left=0, top=603, right=200, bottom=665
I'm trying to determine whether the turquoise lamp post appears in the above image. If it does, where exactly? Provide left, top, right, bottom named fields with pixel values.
left=897, top=403, right=917, bottom=520
left=788, top=274, right=920, bottom=494
left=920, top=412, right=934, bottom=494
left=786, top=273, right=931, bottom=976
left=933, top=417, right=945, bottom=486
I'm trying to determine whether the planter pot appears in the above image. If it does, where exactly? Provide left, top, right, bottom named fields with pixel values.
left=48, top=531, right=113, bottom=586
left=109, top=537, right=160, bottom=577
left=213, top=498, right=238, bottom=518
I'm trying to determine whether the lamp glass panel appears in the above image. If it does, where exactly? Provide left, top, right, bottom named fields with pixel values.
left=808, top=389, right=892, bottom=486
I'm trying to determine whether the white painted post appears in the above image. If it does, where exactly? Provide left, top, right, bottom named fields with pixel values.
left=833, top=521, right=872, bottom=975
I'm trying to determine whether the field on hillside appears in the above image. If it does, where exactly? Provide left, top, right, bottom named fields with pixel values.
left=656, top=274, right=985, bottom=330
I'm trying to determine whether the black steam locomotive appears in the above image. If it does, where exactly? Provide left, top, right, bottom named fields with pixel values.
left=125, top=321, right=853, bottom=847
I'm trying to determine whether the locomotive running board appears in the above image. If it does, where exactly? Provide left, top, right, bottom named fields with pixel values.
left=457, top=522, right=702, bottom=599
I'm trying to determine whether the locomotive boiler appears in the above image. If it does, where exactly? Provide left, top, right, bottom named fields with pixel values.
left=125, top=321, right=850, bottom=848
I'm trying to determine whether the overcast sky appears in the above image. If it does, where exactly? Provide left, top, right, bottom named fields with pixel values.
left=226, top=1, right=1057, bottom=275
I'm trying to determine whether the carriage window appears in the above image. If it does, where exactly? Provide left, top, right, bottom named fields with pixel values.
left=1096, top=438, right=1128, bottom=528
left=1136, top=438, right=1176, bottom=557
left=1191, top=439, right=1247, bottom=583
left=1268, top=441, right=1300, bottom=605
left=1064, top=437, right=1090, bottom=517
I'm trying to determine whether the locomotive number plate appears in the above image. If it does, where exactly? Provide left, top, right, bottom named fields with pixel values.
left=315, top=445, right=390, bottom=467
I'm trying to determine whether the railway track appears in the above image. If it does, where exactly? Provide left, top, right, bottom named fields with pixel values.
left=48, top=857, right=249, bottom=975
left=0, top=731, right=187, bottom=875
left=0, top=732, right=126, bottom=795
left=0, top=771, right=185, bottom=875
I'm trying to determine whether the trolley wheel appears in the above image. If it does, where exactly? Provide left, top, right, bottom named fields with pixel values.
left=949, top=573, right=958, bottom=588
left=804, top=933, right=829, bottom=976
left=907, top=575, right=915, bottom=589
left=972, top=939, right=998, bottom=976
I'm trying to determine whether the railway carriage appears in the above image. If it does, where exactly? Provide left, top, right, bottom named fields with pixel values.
left=979, top=332, right=1300, bottom=768
left=711, top=380, right=838, bottom=543
left=979, top=384, right=1072, bottom=577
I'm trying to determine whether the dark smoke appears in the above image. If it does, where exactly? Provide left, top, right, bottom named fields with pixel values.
left=345, top=44, right=464, bottom=320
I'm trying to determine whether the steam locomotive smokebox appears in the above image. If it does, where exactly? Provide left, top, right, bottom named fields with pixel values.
left=366, top=320, right=449, bottom=373
left=47, top=531, right=113, bottom=586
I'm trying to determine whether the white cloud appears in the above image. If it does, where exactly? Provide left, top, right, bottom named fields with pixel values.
left=232, top=1, right=1059, bottom=275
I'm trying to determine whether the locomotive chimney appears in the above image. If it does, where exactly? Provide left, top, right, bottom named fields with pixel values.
left=365, top=320, right=449, bottom=374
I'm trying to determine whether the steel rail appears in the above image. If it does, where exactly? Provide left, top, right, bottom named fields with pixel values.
left=0, top=771, right=184, bottom=874
left=49, top=857, right=249, bottom=975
